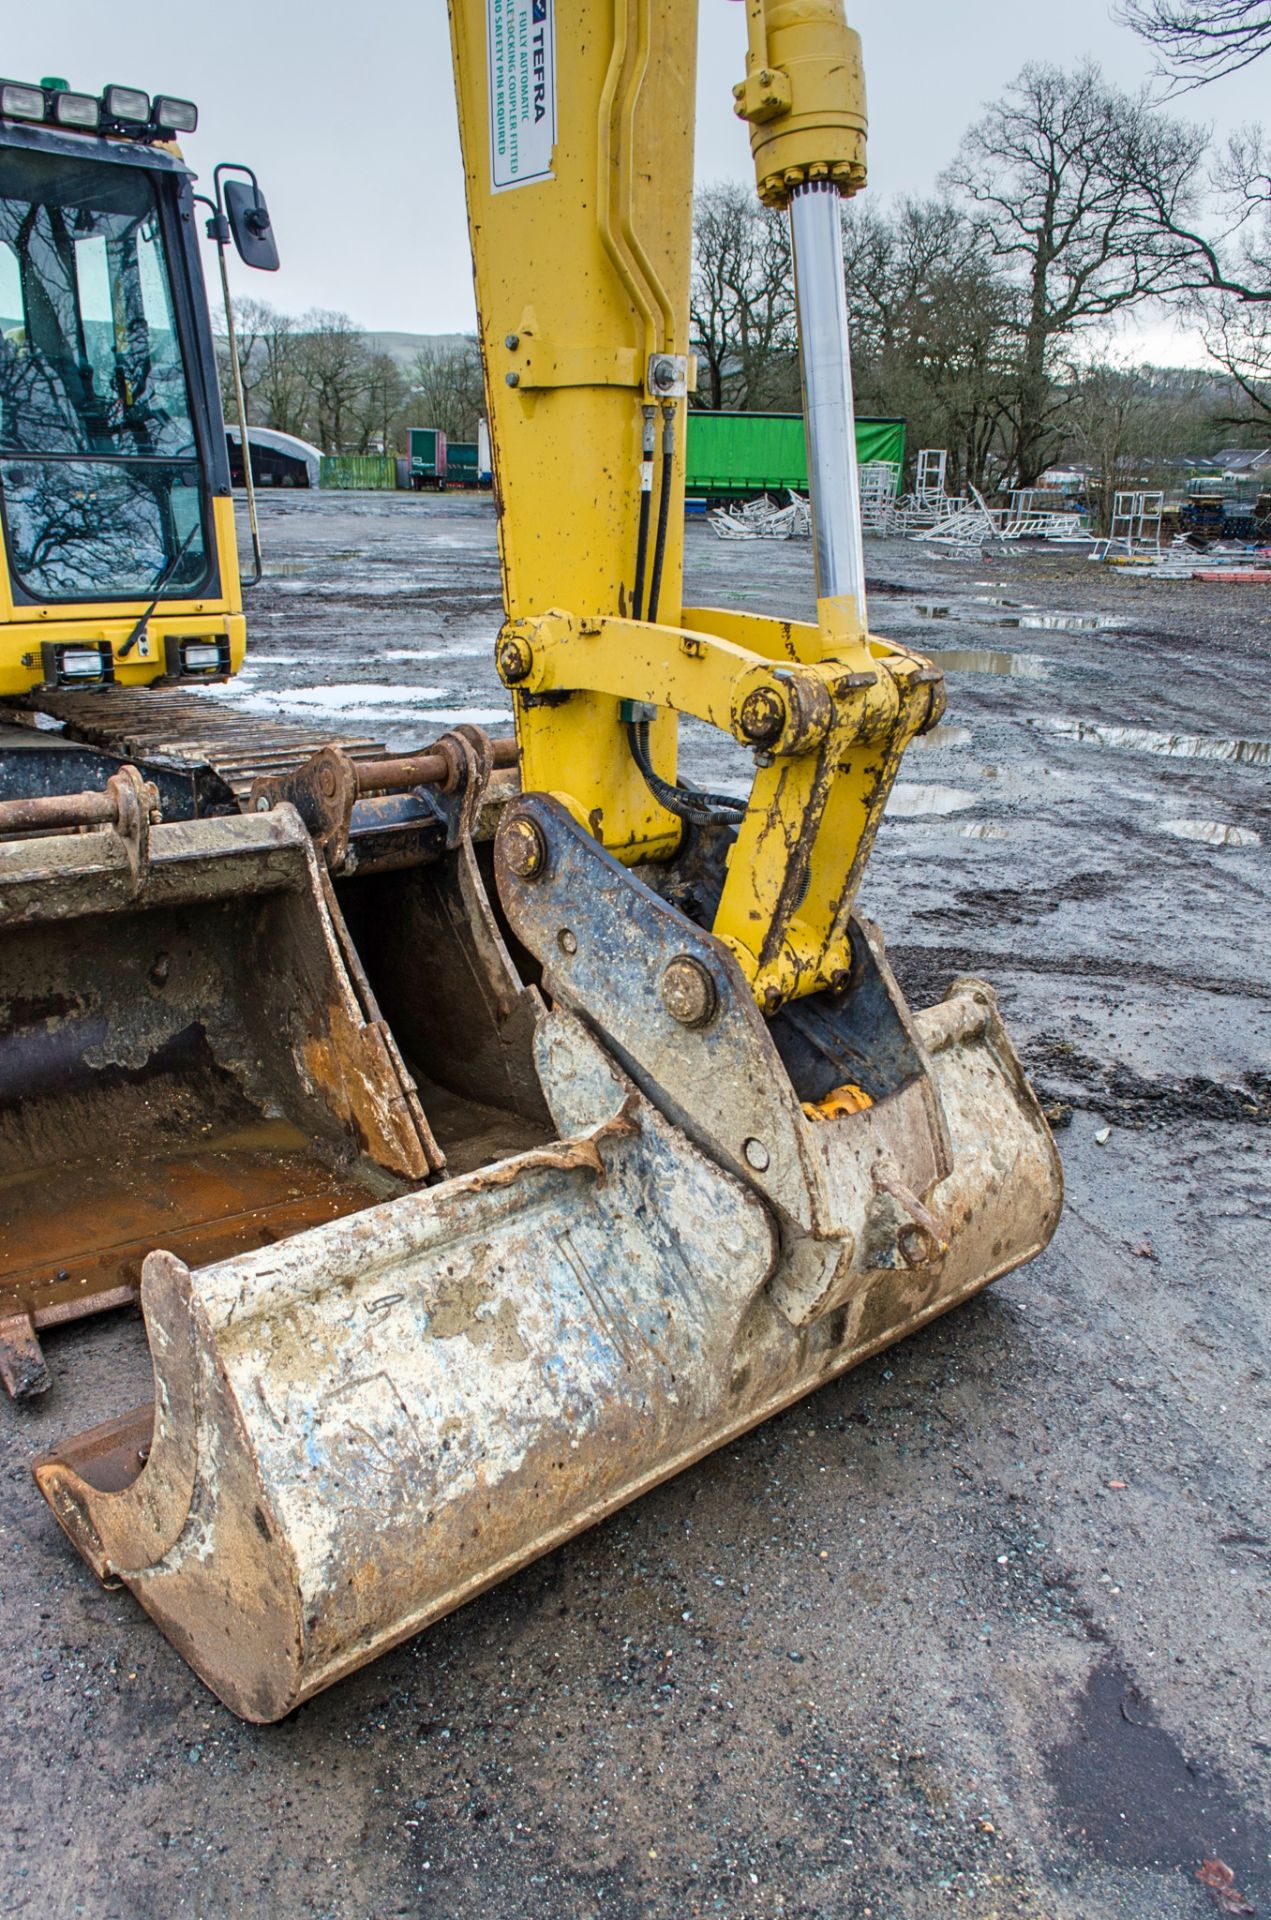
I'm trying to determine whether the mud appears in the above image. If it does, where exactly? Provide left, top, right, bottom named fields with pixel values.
left=1, top=493, right=1268, bottom=1920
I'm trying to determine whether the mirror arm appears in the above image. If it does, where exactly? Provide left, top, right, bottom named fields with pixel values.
left=212, top=161, right=267, bottom=226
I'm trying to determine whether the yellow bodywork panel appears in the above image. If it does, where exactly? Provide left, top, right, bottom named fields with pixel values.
left=0, top=495, right=245, bottom=696
left=448, top=0, right=697, bottom=856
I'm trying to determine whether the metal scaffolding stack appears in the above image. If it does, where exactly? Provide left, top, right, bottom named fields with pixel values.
left=1092, top=490, right=1165, bottom=562
left=858, top=462, right=901, bottom=531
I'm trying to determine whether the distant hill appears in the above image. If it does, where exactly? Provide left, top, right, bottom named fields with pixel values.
left=214, top=327, right=476, bottom=364
left=365, top=331, right=476, bottom=367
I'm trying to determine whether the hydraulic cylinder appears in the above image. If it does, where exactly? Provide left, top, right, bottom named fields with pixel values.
left=789, top=178, right=867, bottom=621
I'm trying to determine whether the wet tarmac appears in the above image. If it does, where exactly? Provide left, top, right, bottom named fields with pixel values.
left=2, top=492, right=1268, bottom=1920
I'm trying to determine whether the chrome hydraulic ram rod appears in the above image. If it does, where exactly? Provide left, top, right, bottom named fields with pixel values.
left=789, top=179, right=868, bottom=623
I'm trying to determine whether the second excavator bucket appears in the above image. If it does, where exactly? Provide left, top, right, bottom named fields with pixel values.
left=0, top=786, right=443, bottom=1397
left=32, top=780, right=1062, bottom=1721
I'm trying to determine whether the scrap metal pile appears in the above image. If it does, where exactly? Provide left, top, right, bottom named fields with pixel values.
left=708, top=489, right=813, bottom=540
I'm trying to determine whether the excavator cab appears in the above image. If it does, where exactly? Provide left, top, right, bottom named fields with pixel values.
left=0, top=81, right=253, bottom=700
left=11, top=8, right=1063, bottom=1723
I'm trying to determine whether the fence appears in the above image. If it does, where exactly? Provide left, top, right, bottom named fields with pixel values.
left=319, top=455, right=399, bottom=491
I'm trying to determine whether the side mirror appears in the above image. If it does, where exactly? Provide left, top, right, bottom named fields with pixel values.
left=224, top=178, right=279, bottom=272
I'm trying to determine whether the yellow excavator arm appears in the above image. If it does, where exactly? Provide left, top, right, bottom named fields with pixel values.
left=452, top=0, right=941, bottom=1009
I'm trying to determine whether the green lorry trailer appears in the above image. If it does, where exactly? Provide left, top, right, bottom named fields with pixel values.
left=684, top=412, right=906, bottom=503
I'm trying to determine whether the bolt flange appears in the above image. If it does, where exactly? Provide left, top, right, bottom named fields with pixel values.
left=738, top=687, right=785, bottom=745
left=661, top=954, right=719, bottom=1029
left=497, top=635, right=533, bottom=685
left=502, top=816, right=547, bottom=880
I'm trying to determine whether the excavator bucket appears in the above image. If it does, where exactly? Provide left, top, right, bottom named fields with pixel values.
left=31, top=779, right=1062, bottom=1722
left=0, top=774, right=441, bottom=1398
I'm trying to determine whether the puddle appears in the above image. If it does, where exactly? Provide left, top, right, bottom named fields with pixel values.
left=910, top=725, right=972, bottom=750
left=1160, top=819, right=1262, bottom=849
left=876, top=816, right=1016, bottom=846
left=954, top=821, right=1016, bottom=840
left=1046, top=1659, right=1268, bottom=1894
left=1041, top=717, right=1271, bottom=766
left=268, top=575, right=450, bottom=598
left=916, top=604, right=1122, bottom=633
left=218, top=691, right=513, bottom=733
left=1013, top=612, right=1123, bottom=631
left=384, top=643, right=492, bottom=662
left=886, top=784, right=978, bottom=818
left=925, top=648, right=1049, bottom=679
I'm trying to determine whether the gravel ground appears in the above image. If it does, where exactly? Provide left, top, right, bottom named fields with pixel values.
left=2, top=492, right=1268, bottom=1920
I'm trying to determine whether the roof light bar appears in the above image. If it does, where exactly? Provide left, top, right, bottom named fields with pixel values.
left=0, top=81, right=46, bottom=122
left=0, top=77, right=199, bottom=141
left=103, top=84, right=150, bottom=125
left=51, top=90, right=101, bottom=130
left=152, top=95, right=197, bottom=134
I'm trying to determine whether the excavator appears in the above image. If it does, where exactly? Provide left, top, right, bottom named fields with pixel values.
left=1, top=1, right=1062, bottom=1722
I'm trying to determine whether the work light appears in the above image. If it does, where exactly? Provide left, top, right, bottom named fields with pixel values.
left=102, top=84, right=151, bottom=125
left=51, top=91, right=101, bottom=130
left=58, top=647, right=110, bottom=678
left=152, top=96, right=198, bottom=134
left=0, top=81, right=46, bottom=121
left=181, top=641, right=224, bottom=672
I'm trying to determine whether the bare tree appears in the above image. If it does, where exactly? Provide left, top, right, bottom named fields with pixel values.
left=216, top=296, right=272, bottom=420
left=1061, top=361, right=1156, bottom=526
left=1200, top=297, right=1271, bottom=427
left=842, top=199, right=1017, bottom=487
left=293, top=310, right=372, bottom=452
left=407, top=339, right=485, bottom=441
left=689, top=183, right=798, bottom=410
left=354, top=351, right=410, bottom=453
left=1121, top=117, right=1271, bottom=318
left=945, top=62, right=1200, bottom=482
left=1117, top=1, right=1271, bottom=81
left=1118, top=1, right=1271, bottom=316
left=217, top=298, right=320, bottom=451
left=249, top=306, right=309, bottom=440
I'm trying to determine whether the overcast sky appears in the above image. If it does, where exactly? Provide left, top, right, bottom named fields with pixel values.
left=7, top=1, right=1267, bottom=360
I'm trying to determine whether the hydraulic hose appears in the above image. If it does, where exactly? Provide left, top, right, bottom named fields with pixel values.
left=632, top=405, right=656, bottom=619
left=645, top=402, right=677, bottom=624
left=625, top=715, right=747, bottom=827
left=627, top=401, right=744, bottom=826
